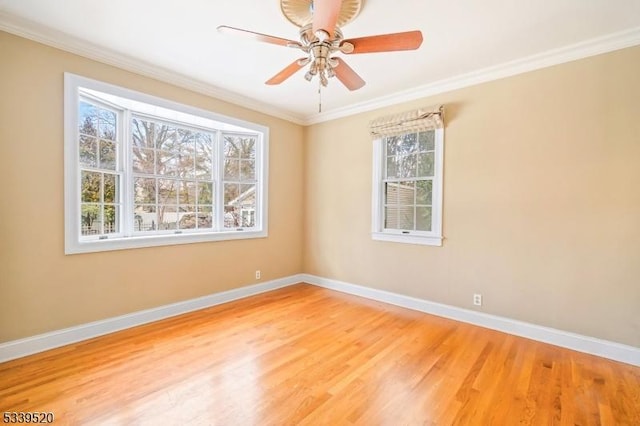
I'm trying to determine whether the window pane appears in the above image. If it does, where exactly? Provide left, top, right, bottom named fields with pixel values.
left=416, top=207, right=432, bottom=231
left=81, top=203, right=101, bottom=235
left=156, top=126, right=176, bottom=151
left=401, top=133, right=417, bottom=153
left=398, top=205, right=415, bottom=230
left=79, top=136, right=97, bottom=167
left=224, top=183, right=239, bottom=205
left=224, top=137, right=240, bottom=158
left=196, top=133, right=213, bottom=153
left=100, top=140, right=116, bottom=170
left=103, top=174, right=118, bottom=203
left=134, top=205, right=157, bottom=232
left=132, top=118, right=155, bottom=149
left=397, top=181, right=416, bottom=205
left=224, top=182, right=249, bottom=229
left=178, top=181, right=197, bottom=204
left=418, top=152, right=434, bottom=177
left=416, top=180, right=432, bottom=205
left=181, top=155, right=196, bottom=178
left=239, top=184, right=256, bottom=210
left=241, top=209, right=255, bottom=227
left=158, top=205, right=177, bottom=230
left=132, top=148, right=154, bottom=174
left=195, top=157, right=213, bottom=178
left=386, top=136, right=400, bottom=156
left=198, top=182, right=213, bottom=204
left=176, top=129, right=195, bottom=153
left=384, top=182, right=399, bottom=205
left=158, top=150, right=177, bottom=176
left=134, top=178, right=156, bottom=204
left=197, top=205, right=213, bottom=229
left=158, top=179, right=177, bottom=204
left=178, top=205, right=196, bottom=230
left=384, top=206, right=397, bottom=229
left=195, top=137, right=213, bottom=178
left=419, top=131, right=435, bottom=151
left=239, top=137, right=256, bottom=159
left=224, top=159, right=240, bottom=180
left=224, top=206, right=240, bottom=228
left=79, top=102, right=97, bottom=136
left=99, top=109, right=117, bottom=140
left=103, top=205, right=118, bottom=234
left=400, top=155, right=417, bottom=178
left=386, top=156, right=399, bottom=178
left=153, top=124, right=170, bottom=149
left=81, top=171, right=101, bottom=202
left=240, top=160, right=255, bottom=180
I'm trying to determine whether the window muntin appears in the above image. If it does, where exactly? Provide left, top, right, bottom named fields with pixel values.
left=65, top=73, right=268, bottom=254
left=372, top=128, right=443, bottom=246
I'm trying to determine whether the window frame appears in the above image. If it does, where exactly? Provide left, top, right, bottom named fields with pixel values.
left=371, top=128, right=444, bottom=246
left=64, top=73, right=269, bottom=254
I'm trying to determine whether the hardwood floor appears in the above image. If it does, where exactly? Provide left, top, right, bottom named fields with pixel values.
left=1, top=283, right=638, bottom=425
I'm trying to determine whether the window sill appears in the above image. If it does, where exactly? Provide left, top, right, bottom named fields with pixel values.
left=372, top=232, right=442, bottom=247
left=65, top=229, right=267, bottom=254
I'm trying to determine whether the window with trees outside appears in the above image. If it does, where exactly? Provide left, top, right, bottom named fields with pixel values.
left=65, top=73, right=268, bottom=254
left=371, top=106, right=444, bottom=246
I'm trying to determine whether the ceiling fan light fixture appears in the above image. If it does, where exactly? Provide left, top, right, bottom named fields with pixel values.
left=320, top=72, right=329, bottom=87
left=314, top=29, right=330, bottom=42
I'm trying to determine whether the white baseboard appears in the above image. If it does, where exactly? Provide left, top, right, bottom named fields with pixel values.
left=0, top=275, right=304, bottom=363
left=2, top=273, right=638, bottom=367
left=301, top=274, right=640, bottom=367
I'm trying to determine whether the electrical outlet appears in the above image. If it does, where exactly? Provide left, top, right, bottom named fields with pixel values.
left=473, top=293, right=482, bottom=306
left=255, top=270, right=261, bottom=280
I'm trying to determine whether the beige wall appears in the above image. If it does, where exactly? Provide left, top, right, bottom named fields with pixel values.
left=304, top=46, right=640, bottom=347
left=0, top=32, right=304, bottom=342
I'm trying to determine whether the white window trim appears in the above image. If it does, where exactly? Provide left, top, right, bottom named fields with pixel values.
left=64, top=73, right=269, bottom=254
left=371, top=128, right=444, bottom=246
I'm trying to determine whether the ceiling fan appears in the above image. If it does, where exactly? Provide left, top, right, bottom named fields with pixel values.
left=217, top=0, right=423, bottom=91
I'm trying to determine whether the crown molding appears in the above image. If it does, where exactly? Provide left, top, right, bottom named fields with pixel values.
left=303, top=26, right=640, bottom=124
left=0, top=12, right=306, bottom=125
left=2, top=11, right=639, bottom=127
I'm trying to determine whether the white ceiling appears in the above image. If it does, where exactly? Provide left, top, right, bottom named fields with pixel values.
left=1, top=0, right=639, bottom=124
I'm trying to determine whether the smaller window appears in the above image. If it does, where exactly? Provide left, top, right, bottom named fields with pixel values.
left=371, top=108, right=444, bottom=246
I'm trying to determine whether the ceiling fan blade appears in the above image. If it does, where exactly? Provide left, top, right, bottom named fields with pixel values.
left=332, top=58, right=365, bottom=91
left=342, top=30, right=423, bottom=54
left=217, top=25, right=298, bottom=47
left=312, top=0, right=342, bottom=37
left=266, top=59, right=306, bottom=85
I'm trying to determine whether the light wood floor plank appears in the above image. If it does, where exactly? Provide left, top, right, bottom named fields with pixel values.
left=1, top=283, right=638, bottom=425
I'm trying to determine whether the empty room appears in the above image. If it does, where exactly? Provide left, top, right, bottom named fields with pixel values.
left=1, top=0, right=639, bottom=424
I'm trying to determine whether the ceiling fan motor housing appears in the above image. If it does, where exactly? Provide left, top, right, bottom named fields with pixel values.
left=280, top=0, right=363, bottom=29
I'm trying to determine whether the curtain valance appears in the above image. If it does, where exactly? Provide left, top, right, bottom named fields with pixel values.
left=369, top=105, right=444, bottom=138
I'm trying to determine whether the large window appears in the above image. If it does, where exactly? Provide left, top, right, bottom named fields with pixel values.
left=371, top=106, right=444, bottom=246
left=65, top=74, right=268, bottom=254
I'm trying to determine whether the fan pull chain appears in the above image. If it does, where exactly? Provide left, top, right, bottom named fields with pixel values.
left=318, top=78, right=322, bottom=113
